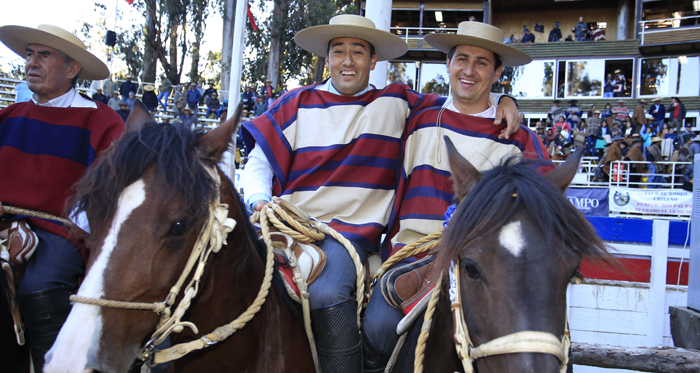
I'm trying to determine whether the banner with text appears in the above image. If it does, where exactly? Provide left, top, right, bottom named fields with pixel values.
left=566, top=188, right=609, bottom=216
left=609, top=187, right=693, bottom=215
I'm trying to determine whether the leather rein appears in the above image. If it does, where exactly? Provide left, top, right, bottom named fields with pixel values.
left=69, top=165, right=276, bottom=366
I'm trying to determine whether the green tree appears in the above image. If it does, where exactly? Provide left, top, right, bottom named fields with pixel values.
left=388, top=62, right=414, bottom=89
left=422, top=74, right=449, bottom=95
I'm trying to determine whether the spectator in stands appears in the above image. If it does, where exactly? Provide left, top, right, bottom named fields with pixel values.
left=648, top=97, right=665, bottom=134
left=553, top=115, right=571, bottom=133
left=107, top=91, right=121, bottom=111
left=546, top=128, right=555, bottom=145
left=548, top=22, right=562, bottom=42
left=103, top=73, right=119, bottom=98
left=253, top=95, right=268, bottom=117
left=196, top=82, right=205, bottom=104
left=601, top=102, right=613, bottom=119
left=646, top=137, right=666, bottom=188
left=613, top=70, right=627, bottom=97
left=603, top=77, right=614, bottom=97
left=520, top=28, right=534, bottom=43
left=574, top=16, right=588, bottom=41
left=171, top=85, right=185, bottom=110
left=598, top=118, right=610, bottom=139
left=590, top=26, right=605, bottom=41
left=172, top=100, right=186, bottom=117
left=119, top=74, right=138, bottom=100
left=142, top=84, right=158, bottom=113
left=519, top=113, right=527, bottom=127
left=157, top=74, right=172, bottom=112
left=124, top=91, right=136, bottom=110
left=503, top=34, right=515, bottom=44
left=536, top=122, right=548, bottom=146
left=205, top=92, right=222, bottom=119
left=262, top=79, right=276, bottom=98
left=664, top=125, right=678, bottom=147
left=669, top=97, right=686, bottom=132
left=220, top=99, right=229, bottom=119
left=179, top=106, right=197, bottom=129
left=586, top=110, right=602, bottom=156
left=623, top=116, right=636, bottom=137
left=689, top=136, right=700, bottom=155
left=564, top=35, right=574, bottom=42
left=632, top=99, right=647, bottom=128
left=603, top=136, right=624, bottom=179
left=203, top=82, right=217, bottom=103
left=241, top=85, right=256, bottom=112
left=586, top=104, right=597, bottom=119
left=186, top=82, right=202, bottom=111
left=625, top=137, right=645, bottom=186
left=91, top=88, right=108, bottom=104
left=565, top=99, right=582, bottom=129
left=612, top=100, right=629, bottom=125
left=547, top=99, right=564, bottom=124
left=116, top=100, right=130, bottom=122
left=611, top=122, right=622, bottom=138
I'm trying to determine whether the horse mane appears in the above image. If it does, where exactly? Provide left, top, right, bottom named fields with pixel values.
left=67, top=121, right=217, bottom=248
left=440, top=158, right=613, bottom=268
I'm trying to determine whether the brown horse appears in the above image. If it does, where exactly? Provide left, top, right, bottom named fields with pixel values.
left=43, top=102, right=314, bottom=372
left=393, top=141, right=613, bottom=373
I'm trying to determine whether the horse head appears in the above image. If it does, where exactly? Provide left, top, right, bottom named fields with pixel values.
left=44, top=101, right=244, bottom=373
left=437, top=138, right=613, bottom=373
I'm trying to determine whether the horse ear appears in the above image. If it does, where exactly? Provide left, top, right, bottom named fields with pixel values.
left=545, top=147, right=584, bottom=192
left=197, top=102, right=244, bottom=162
left=124, top=100, right=153, bottom=133
left=446, top=136, right=482, bottom=200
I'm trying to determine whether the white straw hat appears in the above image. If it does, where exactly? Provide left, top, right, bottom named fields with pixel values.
left=424, top=21, right=532, bottom=66
left=0, top=24, right=109, bottom=80
left=294, top=14, right=408, bottom=61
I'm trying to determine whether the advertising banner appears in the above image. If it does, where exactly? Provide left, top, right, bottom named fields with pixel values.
left=609, top=187, right=693, bottom=215
left=566, top=188, right=609, bottom=216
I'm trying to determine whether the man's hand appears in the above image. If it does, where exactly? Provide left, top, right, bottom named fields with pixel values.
left=494, top=97, right=520, bottom=140
left=253, top=200, right=267, bottom=211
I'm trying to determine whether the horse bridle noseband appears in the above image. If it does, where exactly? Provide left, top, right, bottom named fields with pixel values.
left=69, top=165, right=275, bottom=366
left=449, top=264, right=571, bottom=373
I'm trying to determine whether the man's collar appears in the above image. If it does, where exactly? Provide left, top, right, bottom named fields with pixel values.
left=32, top=88, right=76, bottom=108
left=318, top=78, right=372, bottom=97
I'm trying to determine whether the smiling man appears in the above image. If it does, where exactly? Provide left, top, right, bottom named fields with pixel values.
left=361, top=22, right=553, bottom=372
left=241, top=15, right=520, bottom=373
left=0, top=24, right=123, bottom=371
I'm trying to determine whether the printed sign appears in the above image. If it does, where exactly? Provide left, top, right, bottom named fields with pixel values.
left=608, top=187, right=693, bottom=215
left=566, top=188, right=609, bottom=216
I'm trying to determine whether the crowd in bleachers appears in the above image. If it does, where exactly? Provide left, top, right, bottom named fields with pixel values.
left=505, top=16, right=606, bottom=44
left=533, top=97, right=695, bottom=190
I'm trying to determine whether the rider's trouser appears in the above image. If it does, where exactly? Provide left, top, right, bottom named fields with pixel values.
left=16, top=228, right=84, bottom=372
left=309, top=237, right=367, bottom=373
left=362, top=284, right=405, bottom=372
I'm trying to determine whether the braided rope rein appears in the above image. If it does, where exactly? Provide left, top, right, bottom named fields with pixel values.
left=3, top=205, right=74, bottom=226
left=250, top=197, right=365, bottom=327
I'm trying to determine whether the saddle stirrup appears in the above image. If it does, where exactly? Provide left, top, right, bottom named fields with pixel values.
left=311, top=300, right=361, bottom=373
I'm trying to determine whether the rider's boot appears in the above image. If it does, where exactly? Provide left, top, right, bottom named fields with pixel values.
left=362, top=328, right=391, bottom=373
left=311, top=299, right=361, bottom=373
left=17, top=286, right=72, bottom=372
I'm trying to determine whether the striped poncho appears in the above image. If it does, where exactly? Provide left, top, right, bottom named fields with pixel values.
left=242, top=82, right=442, bottom=251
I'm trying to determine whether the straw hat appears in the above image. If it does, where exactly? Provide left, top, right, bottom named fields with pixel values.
left=652, top=97, right=662, bottom=102
left=594, top=110, right=601, bottom=114
left=0, top=24, right=109, bottom=80
left=424, top=21, right=532, bottom=66
left=294, top=14, right=408, bottom=61
left=143, top=84, right=155, bottom=91
left=650, top=136, right=663, bottom=143
left=639, top=99, right=647, bottom=104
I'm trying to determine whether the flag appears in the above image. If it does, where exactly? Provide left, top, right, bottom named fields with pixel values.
left=124, top=0, right=134, bottom=4
left=247, top=4, right=258, bottom=31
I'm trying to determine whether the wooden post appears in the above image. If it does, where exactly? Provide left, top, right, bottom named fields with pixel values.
left=648, top=220, right=669, bottom=346
left=572, top=342, right=700, bottom=372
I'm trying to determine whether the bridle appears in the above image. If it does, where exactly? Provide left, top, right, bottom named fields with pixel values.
left=70, top=164, right=275, bottom=366
left=448, top=263, right=571, bottom=373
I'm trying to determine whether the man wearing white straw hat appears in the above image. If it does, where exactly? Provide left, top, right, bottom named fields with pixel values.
left=242, top=14, right=520, bottom=373
left=0, top=24, right=124, bottom=371
left=362, top=21, right=554, bottom=372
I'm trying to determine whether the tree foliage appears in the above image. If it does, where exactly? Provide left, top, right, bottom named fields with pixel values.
left=244, top=0, right=359, bottom=90
left=422, top=74, right=449, bottom=95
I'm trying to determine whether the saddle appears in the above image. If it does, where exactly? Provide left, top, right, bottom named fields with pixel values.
left=379, top=254, right=439, bottom=313
left=262, top=231, right=327, bottom=300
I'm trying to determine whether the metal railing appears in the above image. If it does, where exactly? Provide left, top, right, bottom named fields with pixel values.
left=639, top=14, right=700, bottom=45
left=390, top=26, right=458, bottom=45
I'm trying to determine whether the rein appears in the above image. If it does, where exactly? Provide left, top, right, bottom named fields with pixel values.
left=69, top=165, right=276, bottom=366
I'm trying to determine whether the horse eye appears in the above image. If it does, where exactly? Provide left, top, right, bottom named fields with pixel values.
left=463, top=262, right=481, bottom=280
left=166, top=220, right=190, bottom=237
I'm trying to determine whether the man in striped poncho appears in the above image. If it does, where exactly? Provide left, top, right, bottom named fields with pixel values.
left=242, top=15, right=520, bottom=373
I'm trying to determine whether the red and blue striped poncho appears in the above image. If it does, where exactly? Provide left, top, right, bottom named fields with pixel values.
left=242, top=82, right=443, bottom=252
left=0, top=100, right=125, bottom=257
left=382, top=105, right=554, bottom=260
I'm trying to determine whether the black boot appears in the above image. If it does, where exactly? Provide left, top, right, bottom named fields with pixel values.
left=17, top=287, right=72, bottom=373
left=362, top=329, right=391, bottom=373
left=311, top=300, right=361, bottom=373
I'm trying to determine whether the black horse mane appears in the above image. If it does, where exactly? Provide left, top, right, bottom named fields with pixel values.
left=440, top=158, right=612, bottom=266
left=68, top=121, right=216, bottom=247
